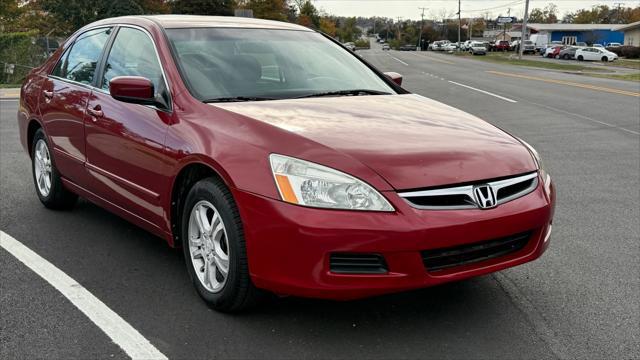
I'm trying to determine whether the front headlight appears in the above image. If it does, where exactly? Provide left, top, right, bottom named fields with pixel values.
left=518, top=139, right=551, bottom=188
left=269, top=154, right=394, bottom=211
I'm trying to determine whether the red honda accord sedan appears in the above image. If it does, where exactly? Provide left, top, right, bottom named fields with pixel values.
left=18, top=15, right=555, bottom=311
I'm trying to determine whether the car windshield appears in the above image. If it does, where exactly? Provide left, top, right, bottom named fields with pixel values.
left=166, top=28, right=395, bottom=102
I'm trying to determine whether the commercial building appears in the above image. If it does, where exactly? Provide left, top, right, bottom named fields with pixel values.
left=613, top=21, right=640, bottom=46
left=525, top=23, right=624, bottom=45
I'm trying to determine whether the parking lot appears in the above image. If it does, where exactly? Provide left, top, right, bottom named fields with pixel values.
left=1, top=41, right=639, bottom=359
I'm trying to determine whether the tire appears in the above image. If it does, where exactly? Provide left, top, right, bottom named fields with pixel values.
left=555, top=54, right=560, bottom=59
left=601, top=56, right=608, bottom=62
left=31, top=128, right=77, bottom=210
left=181, top=177, right=262, bottom=312
left=577, top=55, right=584, bottom=61
left=563, top=54, right=570, bottom=60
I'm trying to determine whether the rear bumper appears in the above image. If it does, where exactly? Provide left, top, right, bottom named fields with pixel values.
left=234, top=175, right=555, bottom=300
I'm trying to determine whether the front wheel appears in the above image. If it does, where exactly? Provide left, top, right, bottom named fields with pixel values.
left=31, top=128, right=77, bottom=210
left=563, top=54, right=570, bottom=60
left=601, top=56, right=608, bottom=62
left=577, top=55, right=584, bottom=61
left=181, top=177, right=262, bottom=312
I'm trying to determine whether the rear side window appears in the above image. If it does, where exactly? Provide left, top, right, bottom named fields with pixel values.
left=52, top=27, right=112, bottom=84
left=101, top=27, right=165, bottom=97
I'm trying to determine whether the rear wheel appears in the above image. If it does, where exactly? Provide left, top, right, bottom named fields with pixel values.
left=31, top=128, right=77, bottom=210
left=563, top=54, right=570, bottom=60
left=181, top=177, right=262, bottom=312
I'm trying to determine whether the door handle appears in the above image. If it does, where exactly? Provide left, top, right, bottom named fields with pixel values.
left=87, top=107, right=103, bottom=119
left=43, top=90, right=53, bottom=99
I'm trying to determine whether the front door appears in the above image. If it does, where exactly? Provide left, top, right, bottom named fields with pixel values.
left=85, top=26, right=172, bottom=227
left=39, top=27, right=113, bottom=186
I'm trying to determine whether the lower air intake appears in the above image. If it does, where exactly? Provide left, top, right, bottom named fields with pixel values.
left=329, top=253, right=388, bottom=274
left=422, top=232, right=531, bottom=272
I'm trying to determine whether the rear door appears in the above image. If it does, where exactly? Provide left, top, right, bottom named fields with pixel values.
left=39, top=27, right=113, bottom=186
left=84, top=26, right=172, bottom=227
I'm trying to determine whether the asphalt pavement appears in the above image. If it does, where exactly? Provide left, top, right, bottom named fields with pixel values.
left=1, top=43, right=639, bottom=359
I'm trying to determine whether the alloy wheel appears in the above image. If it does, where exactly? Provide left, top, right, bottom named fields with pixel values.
left=34, top=139, right=52, bottom=197
left=188, top=200, right=230, bottom=293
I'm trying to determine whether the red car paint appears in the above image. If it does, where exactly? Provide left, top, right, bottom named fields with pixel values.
left=18, top=16, right=555, bottom=300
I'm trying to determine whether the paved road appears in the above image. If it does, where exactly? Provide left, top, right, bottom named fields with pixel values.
left=1, top=43, right=639, bottom=359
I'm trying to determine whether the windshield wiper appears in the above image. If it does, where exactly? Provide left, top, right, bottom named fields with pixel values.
left=203, top=96, right=276, bottom=103
left=295, top=89, right=391, bottom=99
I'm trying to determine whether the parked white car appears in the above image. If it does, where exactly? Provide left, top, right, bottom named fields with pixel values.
left=469, top=41, right=487, bottom=55
left=575, top=47, right=618, bottom=62
left=444, top=43, right=459, bottom=51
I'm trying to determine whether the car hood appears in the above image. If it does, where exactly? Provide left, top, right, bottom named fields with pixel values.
left=213, top=94, right=536, bottom=190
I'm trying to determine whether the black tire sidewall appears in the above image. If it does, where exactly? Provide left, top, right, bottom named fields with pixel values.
left=181, top=178, right=247, bottom=309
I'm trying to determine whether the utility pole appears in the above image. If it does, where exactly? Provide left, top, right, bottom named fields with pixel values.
left=613, top=2, right=624, bottom=23
left=418, top=7, right=427, bottom=50
left=396, top=17, right=402, bottom=42
left=457, top=0, right=461, bottom=48
left=519, top=0, right=530, bottom=59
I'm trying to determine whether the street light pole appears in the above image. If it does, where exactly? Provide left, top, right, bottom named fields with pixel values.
left=457, top=0, right=461, bottom=48
left=519, top=0, right=530, bottom=59
left=418, top=7, right=427, bottom=50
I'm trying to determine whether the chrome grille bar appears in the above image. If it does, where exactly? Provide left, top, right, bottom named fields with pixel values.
left=398, top=172, right=539, bottom=210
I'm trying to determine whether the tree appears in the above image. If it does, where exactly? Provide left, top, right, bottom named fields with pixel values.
left=237, top=0, right=289, bottom=21
left=319, top=17, right=337, bottom=37
left=171, top=0, right=234, bottom=16
left=296, top=0, right=319, bottom=28
left=39, top=0, right=108, bottom=32
left=105, top=0, right=144, bottom=18
left=336, top=17, right=361, bottom=42
left=527, top=4, right=558, bottom=23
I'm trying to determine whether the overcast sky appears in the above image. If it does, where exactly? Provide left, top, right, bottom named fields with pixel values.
left=311, top=0, right=633, bottom=21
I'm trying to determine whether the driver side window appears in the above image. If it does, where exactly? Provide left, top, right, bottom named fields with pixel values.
left=102, top=27, right=166, bottom=100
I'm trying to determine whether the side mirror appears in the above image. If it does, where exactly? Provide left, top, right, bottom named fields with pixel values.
left=384, top=72, right=403, bottom=86
left=109, top=76, right=156, bottom=106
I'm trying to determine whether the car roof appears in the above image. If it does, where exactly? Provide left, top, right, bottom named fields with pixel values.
left=92, top=15, right=312, bottom=31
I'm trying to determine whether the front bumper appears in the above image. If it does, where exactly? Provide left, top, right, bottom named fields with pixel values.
left=233, top=175, right=555, bottom=300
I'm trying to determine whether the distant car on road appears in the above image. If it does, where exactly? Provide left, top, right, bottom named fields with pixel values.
left=521, top=40, right=535, bottom=54
left=492, top=40, right=510, bottom=51
left=607, top=42, right=622, bottom=48
left=399, top=44, right=417, bottom=51
left=469, top=41, right=487, bottom=55
left=543, top=45, right=563, bottom=58
left=575, top=42, right=587, bottom=47
left=344, top=42, right=356, bottom=51
left=593, top=44, right=604, bottom=49
left=576, top=47, right=618, bottom=62
left=443, top=43, right=459, bottom=51
left=558, top=46, right=578, bottom=60
left=382, top=44, right=390, bottom=51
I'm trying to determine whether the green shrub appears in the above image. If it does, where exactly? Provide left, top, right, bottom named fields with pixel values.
left=354, top=39, right=370, bottom=49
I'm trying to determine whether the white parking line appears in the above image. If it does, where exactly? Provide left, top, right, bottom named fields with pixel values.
left=448, top=81, right=518, bottom=103
left=388, top=54, right=409, bottom=66
left=0, top=230, right=168, bottom=360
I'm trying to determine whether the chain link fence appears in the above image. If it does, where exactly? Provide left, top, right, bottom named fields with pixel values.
left=0, top=31, right=66, bottom=85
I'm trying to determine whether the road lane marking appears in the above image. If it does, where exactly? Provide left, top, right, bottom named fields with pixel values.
left=410, top=52, right=455, bottom=64
left=487, top=71, right=640, bottom=97
left=522, top=99, right=640, bottom=135
left=448, top=80, right=518, bottom=103
left=388, top=54, right=409, bottom=66
left=0, top=230, right=168, bottom=360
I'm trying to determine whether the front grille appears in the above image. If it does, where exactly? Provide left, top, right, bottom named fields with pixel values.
left=421, top=232, right=531, bottom=272
left=329, top=253, right=388, bottom=274
left=398, top=172, right=538, bottom=210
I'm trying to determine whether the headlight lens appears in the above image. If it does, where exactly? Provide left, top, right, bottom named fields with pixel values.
left=270, top=154, right=394, bottom=211
left=519, top=139, right=550, bottom=187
